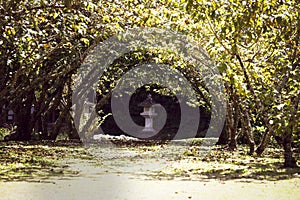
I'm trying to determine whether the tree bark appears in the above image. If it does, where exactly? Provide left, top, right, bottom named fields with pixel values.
left=282, top=93, right=299, bottom=168
left=227, top=101, right=239, bottom=150
left=14, top=90, right=34, bottom=141
left=240, top=107, right=255, bottom=155
left=282, top=133, right=298, bottom=168
left=217, top=127, right=229, bottom=145
left=235, top=54, right=276, bottom=155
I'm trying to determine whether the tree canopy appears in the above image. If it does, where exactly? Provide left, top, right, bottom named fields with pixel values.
left=0, top=0, right=299, bottom=167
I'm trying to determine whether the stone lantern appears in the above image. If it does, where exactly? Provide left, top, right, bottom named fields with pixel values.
left=139, top=94, right=157, bottom=134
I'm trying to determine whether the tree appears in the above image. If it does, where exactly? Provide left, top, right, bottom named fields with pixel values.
left=1, top=0, right=298, bottom=168
left=0, top=0, right=105, bottom=140
left=185, top=0, right=299, bottom=167
left=0, top=0, right=212, bottom=140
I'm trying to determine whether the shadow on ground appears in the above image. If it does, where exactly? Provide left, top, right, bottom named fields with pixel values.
left=0, top=140, right=299, bottom=183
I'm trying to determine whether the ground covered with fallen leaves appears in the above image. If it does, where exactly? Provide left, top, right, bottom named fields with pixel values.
left=0, top=137, right=299, bottom=199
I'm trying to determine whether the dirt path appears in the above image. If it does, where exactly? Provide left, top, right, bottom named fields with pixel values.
left=1, top=162, right=299, bottom=200
left=0, top=165, right=299, bottom=200
left=0, top=139, right=299, bottom=200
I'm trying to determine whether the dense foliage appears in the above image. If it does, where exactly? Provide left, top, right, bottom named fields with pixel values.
left=0, top=0, right=299, bottom=167
left=184, top=0, right=300, bottom=167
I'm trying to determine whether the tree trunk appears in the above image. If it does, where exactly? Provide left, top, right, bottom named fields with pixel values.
left=282, top=93, right=299, bottom=168
left=236, top=54, right=274, bottom=156
left=41, top=114, right=50, bottom=139
left=255, top=115, right=274, bottom=155
left=240, top=108, right=255, bottom=155
left=221, top=82, right=239, bottom=150
left=217, top=127, right=229, bottom=145
left=227, top=101, right=239, bottom=150
left=228, top=131, right=237, bottom=150
left=282, top=133, right=298, bottom=168
left=66, top=112, right=80, bottom=140
left=50, top=111, right=64, bottom=140
left=14, top=94, right=34, bottom=141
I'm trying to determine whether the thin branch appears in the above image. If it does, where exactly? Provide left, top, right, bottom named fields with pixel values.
left=204, top=12, right=231, bottom=54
